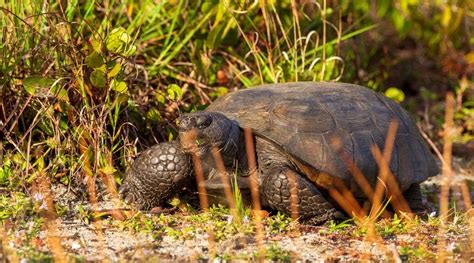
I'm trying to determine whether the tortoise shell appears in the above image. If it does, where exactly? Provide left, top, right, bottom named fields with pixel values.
left=206, top=82, right=439, bottom=192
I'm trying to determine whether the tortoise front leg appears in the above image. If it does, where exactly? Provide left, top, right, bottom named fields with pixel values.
left=260, top=165, right=340, bottom=225
left=255, top=138, right=341, bottom=224
left=119, top=141, right=193, bottom=210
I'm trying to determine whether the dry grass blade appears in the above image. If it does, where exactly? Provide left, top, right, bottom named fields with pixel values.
left=338, top=185, right=365, bottom=218
left=258, top=0, right=276, bottom=79
left=190, top=152, right=217, bottom=255
left=0, top=94, right=33, bottom=135
left=323, top=137, right=366, bottom=219
left=371, top=120, right=408, bottom=215
left=0, top=224, right=5, bottom=260
left=419, top=129, right=446, bottom=167
left=179, top=129, right=210, bottom=211
left=98, top=150, right=126, bottom=220
left=34, top=173, right=67, bottom=262
left=179, top=128, right=218, bottom=255
left=327, top=186, right=364, bottom=219
left=188, top=153, right=206, bottom=196
left=368, top=120, right=411, bottom=239
left=440, top=92, right=454, bottom=217
left=286, top=170, right=299, bottom=221
left=329, top=136, right=390, bottom=218
left=370, top=146, right=412, bottom=214
left=78, top=135, right=106, bottom=260
left=460, top=182, right=472, bottom=211
left=210, top=145, right=237, bottom=216
left=243, top=128, right=265, bottom=258
left=469, top=208, right=474, bottom=253
left=437, top=92, right=455, bottom=262
left=319, top=0, right=327, bottom=80
left=335, top=145, right=375, bottom=202
left=179, top=128, right=217, bottom=255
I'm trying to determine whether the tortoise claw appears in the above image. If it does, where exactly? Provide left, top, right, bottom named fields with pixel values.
left=118, top=183, right=129, bottom=197
left=124, top=193, right=135, bottom=205
left=119, top=183, right=135, bottom=205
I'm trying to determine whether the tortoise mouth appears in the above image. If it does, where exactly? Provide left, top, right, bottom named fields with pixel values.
left=181, top=143, right=211, bottom=157
left=181, top=138, right=227, bottom=156
left=179, top=130, right=215, bottom=156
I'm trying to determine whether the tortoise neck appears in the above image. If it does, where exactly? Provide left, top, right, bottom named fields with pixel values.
left=218, top=121, right=248, bottom=176
left=235, top=127, right=249, bottom=176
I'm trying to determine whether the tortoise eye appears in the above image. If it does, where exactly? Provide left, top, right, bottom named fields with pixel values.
left=196, top=116, right=212, bottom=129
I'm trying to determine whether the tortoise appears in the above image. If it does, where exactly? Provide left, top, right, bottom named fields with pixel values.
left=119, top=82, right=439, bottom=224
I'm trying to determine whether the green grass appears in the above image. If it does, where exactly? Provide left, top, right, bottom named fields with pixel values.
left=0, top=0, right=355, bottom=194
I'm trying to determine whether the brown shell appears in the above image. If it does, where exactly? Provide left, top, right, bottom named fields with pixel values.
left=206, top=82, right=439, bottom=191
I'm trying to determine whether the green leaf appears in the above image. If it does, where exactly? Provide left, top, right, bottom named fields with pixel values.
left=108, top=62, right=122, bottom=78
left=106, top=27, right=137, bottom=56
left=118, top=30, right=131, bottom=43
left=90, top=70, right=106, bottom=88
left=99, top=165, right=116, bottom=176
left=38, top=119, right=54, bottom=136
left=90, top=39, right=102, bottom=52
left=210, top=87, right=228, bottom=98
left=321, top=7, right=333, bottom=17
left=59, top=117, right=69, bottom=132
left=206, top=23, right=226, bottom=49
left=167, top=127, right=175, bottom=141
left=441, top=6, right=452, bottom=28
left=116, top=93, right=129, bottom=105
left=124, top=45, right=137, bottom=56
left=0, top=159, right=11, bottom=186
left=85, top=51, right=104, bottom=68
left=23, top=76, right=68, bottom=101
left=167, top=89, right=175, bottom=100
left=376, top=0, right=390, bottom=17
left=23, top=76, right=55, bottom=95
left=35, top=156, right=45, bottom=171
left=146, top=108, right=161, bottom=122
left=155, top=92, right=166, bottom=104
left=166, top=84, right=183, bottom=100
left=385, top=87, right=405, bottom=103
left=50, top=85, right=69, bottom=102
left=465, top=52, right=474, bottom=64
left=106, top=27, right=128, bottom=52
left=111, top=80, right=128, bottom=93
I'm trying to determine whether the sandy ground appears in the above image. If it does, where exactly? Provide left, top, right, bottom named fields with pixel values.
left=2, top=158, right=473, bottom=261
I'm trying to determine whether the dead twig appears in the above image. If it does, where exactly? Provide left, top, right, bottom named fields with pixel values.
left=437, top=92, right=455, bottom=262
left=244, top=128, right=265, bottom=259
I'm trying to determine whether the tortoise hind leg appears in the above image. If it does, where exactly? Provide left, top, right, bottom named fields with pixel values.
left=261, top=165, right=341, bottom=225
left=402, top=183, right=429, bottom=213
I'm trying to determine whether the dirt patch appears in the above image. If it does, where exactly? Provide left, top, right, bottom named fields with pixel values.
left=1, top=164, right=473, bottom=261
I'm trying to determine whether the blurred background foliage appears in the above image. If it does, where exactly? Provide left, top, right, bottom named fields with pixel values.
left=0, top=0, right=473, bottom=193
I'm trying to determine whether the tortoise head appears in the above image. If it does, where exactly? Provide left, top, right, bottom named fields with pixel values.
left=119, top=141, right=193, bottom=210
left=178, top=112, right=237, bottom=156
